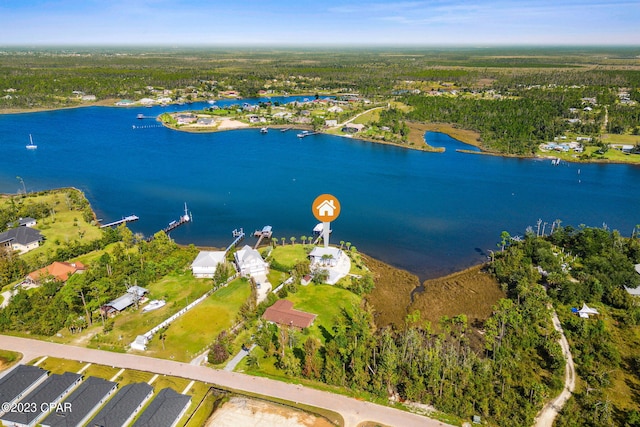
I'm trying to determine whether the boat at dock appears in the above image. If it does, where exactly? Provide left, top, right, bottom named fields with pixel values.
left=260, top=127, right=268, bottom=134
left=26, top=134, right=37, bottom=150
left=297, top=130, right=310, bottom=138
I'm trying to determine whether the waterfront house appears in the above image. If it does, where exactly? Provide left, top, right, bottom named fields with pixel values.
left=262, top=299, right=316, bottom=329
left=0, top=227, right=43, bottom=254
left=234, top=245, right=268, bottom=277
left=309, top=246, right=343, bottom=267
left=191, top=251, right=227, bottom=278
left=342, top=123, right=365, bottom=133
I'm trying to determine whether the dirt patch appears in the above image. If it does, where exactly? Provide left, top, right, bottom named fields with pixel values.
left=363, top=254, right=420, bottom=329
left=205, top=397, right=335, bottom=427
left=409, top=265, right=505, bottom=328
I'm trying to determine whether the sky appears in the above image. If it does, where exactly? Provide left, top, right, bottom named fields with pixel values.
left=0, top=0, right=638, bottom=46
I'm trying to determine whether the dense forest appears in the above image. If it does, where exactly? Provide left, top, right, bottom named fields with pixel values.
left=238, top=225, right=640, bottom=426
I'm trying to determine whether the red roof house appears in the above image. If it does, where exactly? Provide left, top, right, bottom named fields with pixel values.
left=27, top=261, right=85, bottom=284
left=262, top=300, right=316, bottom=329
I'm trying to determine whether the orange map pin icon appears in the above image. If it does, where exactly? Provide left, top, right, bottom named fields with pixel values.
left=312, top=194, right=341, bottom=222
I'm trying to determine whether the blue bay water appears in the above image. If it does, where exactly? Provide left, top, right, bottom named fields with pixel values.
left=0, top=99, right=639, bottom=279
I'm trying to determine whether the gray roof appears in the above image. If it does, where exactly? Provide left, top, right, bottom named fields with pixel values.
left=18, top=217, right=36, bottom=226
left=0, top=365, right=48, bottom=408
left=40, top=376, right=117, bottom=427
left=1, top=372, right=82, bottom=426
left=103, top=286, right=148, bottom=312
left=132, top=388, right=191, bottom=427
left=0, top=226, right=43, bottom=245
left=88, top=382, right=153, bottom=427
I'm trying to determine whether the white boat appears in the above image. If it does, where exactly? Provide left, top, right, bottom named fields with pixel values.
left=142, top=300, right=166, bottom=313
left=260, top=127, right=268, bottom=134
left=297, top=130, right=310, bottom=138
left=26, top=134, right=37, bottom=150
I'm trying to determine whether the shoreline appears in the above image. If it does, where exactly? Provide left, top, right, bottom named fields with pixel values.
left=3, top=101, right=639, bottom=165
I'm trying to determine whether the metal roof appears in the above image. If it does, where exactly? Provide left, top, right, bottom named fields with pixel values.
left=88, top=382, right=153, bottom=427
left=1, top=372, right=82, bottom=426
left=0, top=365, right=48, bottom=411
left=40, top=376, right=117, bottom=427
left=131, top=388, right=191, bottom=427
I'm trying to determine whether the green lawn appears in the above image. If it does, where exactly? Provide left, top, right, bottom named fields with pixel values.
left=0, top=350, right=21, bottom=371
left=142, top=278, right=251, bottom=361
left=0, top=190, right=104, bottom=264
left=270, top=244, right=310, bottom=269
left=31, top=357, right=85, bottom=374
left=353, top=109, right=382, bottom=124
left=93, top=270, right=212, bottom=347
left=287, top=284, right=361, bottom=341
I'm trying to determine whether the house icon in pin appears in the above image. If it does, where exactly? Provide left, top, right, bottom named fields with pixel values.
left=316, top=199, right=336, bottom=217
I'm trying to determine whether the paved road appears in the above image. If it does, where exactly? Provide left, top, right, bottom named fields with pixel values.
left=533, top=310, right=576, bottom=427
left=0, top=335, right=452, bottom=427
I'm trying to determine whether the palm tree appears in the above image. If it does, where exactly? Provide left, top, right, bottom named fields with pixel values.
left=290, top=236, right=296, bottom=245
left=281, top=237, right=286, bottom=246
left=345, top=242, right=352, bottom=251
left=301, top=235, right=307, bottom=245
left=340, top=240, right=345, bottom=249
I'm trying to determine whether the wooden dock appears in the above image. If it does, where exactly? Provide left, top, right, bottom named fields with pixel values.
left=147, top=203, right=192, bottom=241
left=280, top=127, right=293, bottom=132
left=253, top=226, right=273, bottom=249
left=100, top=215, right=139, bottom=228
left=297, top=131, right=319, bottom=138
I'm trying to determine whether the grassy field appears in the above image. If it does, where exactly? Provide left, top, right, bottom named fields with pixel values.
left=142, top=278, right=251, bottom=361
left=0, top=349, right=21, bottom=371
left=0, top=189, right=103, bottom=264
left=287, top=283, right=361, bottom=341
left=269, top=244, right=310, bottom=268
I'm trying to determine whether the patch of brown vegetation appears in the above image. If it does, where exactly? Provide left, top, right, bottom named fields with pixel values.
left=362, top=254, right=419, bottom=329
left=409, top=265, right=505, bottom=329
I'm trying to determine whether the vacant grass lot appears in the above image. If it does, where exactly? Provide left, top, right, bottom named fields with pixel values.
left=142, top=278, right=251, bottom=361
left=270, top=244, right=310, bottom=269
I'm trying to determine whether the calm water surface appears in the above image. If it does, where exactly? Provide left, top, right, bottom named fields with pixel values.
left=1, top=99, right=639, bottom=279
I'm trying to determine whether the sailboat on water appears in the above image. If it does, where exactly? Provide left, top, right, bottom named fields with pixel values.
left=26, top=134, right=37, bottom=150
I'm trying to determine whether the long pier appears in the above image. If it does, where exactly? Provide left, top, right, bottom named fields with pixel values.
left=100, top=215, right=139, bottom=228
left=297, top=131, right=320, bottom=138
left=226, top=228, right=245, bottom=253
left=147, top=203, right=192, bottom=241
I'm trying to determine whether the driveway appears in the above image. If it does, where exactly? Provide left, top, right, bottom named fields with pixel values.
left=533, top=309, right=576, bottom=427
left=0, top=334, right=452, bottom=427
